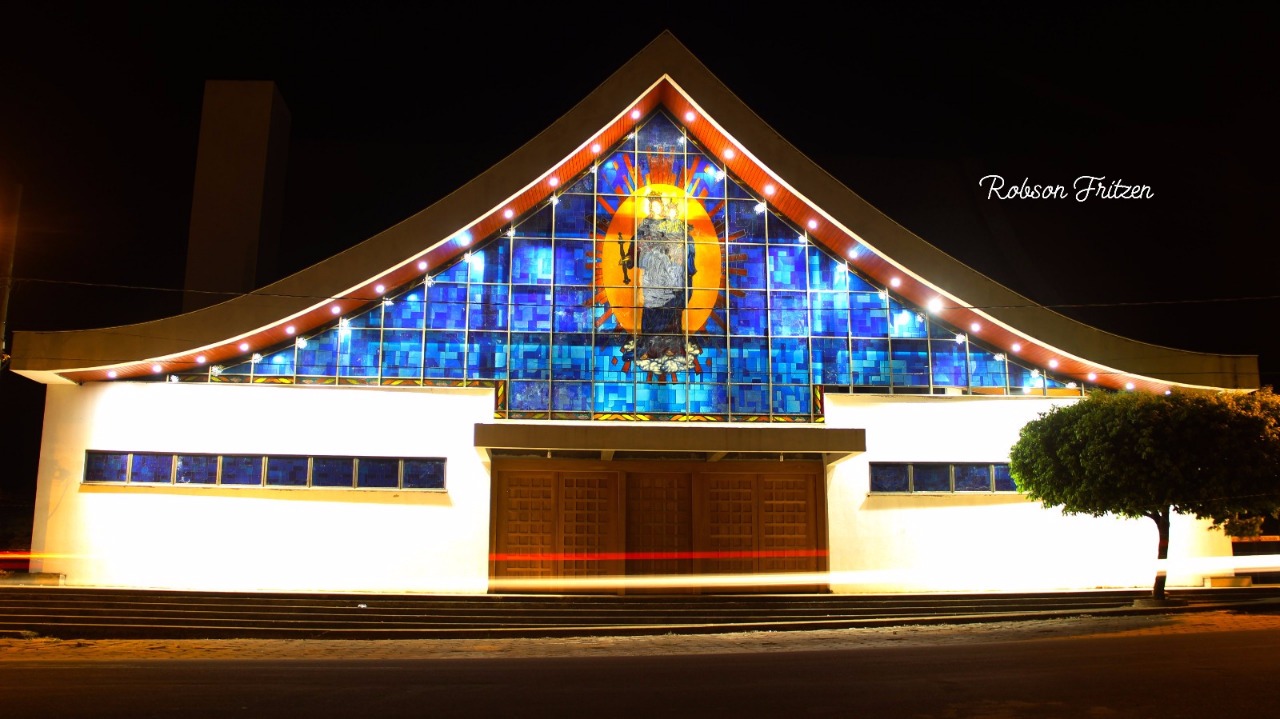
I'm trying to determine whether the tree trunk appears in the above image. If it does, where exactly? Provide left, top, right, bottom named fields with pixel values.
left=1151, top=509, right=1171, bottom=601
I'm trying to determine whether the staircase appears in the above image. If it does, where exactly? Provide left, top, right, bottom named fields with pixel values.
left=4, top=586, right=1279, bottom=640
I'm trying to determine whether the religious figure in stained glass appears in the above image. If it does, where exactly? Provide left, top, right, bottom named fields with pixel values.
left=595, top=158, right=725, bottom=383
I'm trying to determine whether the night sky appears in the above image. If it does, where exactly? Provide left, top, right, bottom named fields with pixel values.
left=2, top=3, right=1278, bottom=508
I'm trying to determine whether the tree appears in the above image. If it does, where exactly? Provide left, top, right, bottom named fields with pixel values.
left=1009, top=387, right=1280, bottom=600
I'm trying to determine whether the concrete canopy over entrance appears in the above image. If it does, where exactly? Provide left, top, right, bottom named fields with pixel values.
left=474, top=422, right=866, bottom=465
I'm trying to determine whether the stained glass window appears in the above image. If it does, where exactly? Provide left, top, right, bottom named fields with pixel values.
left=188, top=109, right=1082, bottom=417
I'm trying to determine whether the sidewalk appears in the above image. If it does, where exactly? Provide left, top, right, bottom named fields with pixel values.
left=4, top=609, right=1279, bottom=662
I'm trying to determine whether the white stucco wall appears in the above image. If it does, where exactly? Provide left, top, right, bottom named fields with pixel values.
left=29, top=383, right=1239, bottom=595
left=30, top=381, right=494, bottom=594
left=823, top=393, right=1234, bottom=593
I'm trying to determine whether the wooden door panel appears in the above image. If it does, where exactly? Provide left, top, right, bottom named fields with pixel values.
left=493, top=471, right=557, bottom=579
left=625, top=471, right=692, bottom=576
left=558, top=472, right=620, bottom=577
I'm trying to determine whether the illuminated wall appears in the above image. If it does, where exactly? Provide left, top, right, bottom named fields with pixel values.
left=824, top=394, right=1232, bottom=592
left=30, top=382, right=494, bottom=593
left=188, top=111, right=1081, bottom=421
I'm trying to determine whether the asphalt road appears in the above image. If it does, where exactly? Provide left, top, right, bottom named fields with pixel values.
left=4, top=613, right=1278, bottom=718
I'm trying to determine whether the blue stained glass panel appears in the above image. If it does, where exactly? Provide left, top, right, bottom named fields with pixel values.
left=888, top=300, right=927, bottom=338
left=403, top=459, right=446, bottom=489
left=772, top=384, right=811, bottom=415
left=808, top=250, right=848, bottom=291
left=636, top=381, right=687, bottom=414
left=1009, top=361, right=1045, bottom=395
left=511, top=238, right=553, bottom=284
left=891, top=339, right=930, bottom=386
left=688, top=383, right=728, bottom=414
left=221, top=455, right=263, bottom=486
left=968, top=349, right=1007, bottom=389
left=130, top=453, right=172, bottom=483
left=434, top=257, right=468, bottom=284
left=592, top=335, right=630, bottom=383
left=729, top=336, right=769, bottom=383
left=847, top=270, right=879, bottom=293
left=513, top=205, right=552, bottom=239
left=811, top=292, right=849, bottom=337
left=726, top=293, right=771, bottom=338
left=257, top=346, right=295, bottom=376
left=266, top=456, right=309, bottom=486
left=691, top=339, right=728, bottom=383
left=427, top=283, right=468, bottom=330
left=812, top=337, right=851, bottom=385
left=176, top=455, right=217, bottom=485
left=510, top=286, right=551, bottom=332
left=850, top=292, right=889, bottom=337
left=312, top=457, right=354, bottom=487
left=552, top=333, right=593, bottom=380
left=594, top=381, right=635, bottom=414
left=554, top=240, right=594, bottom=285
left=725, top=174, right=754, bottom=200
left=930, top=319, right=960, bottom=340
left=467, top=284, right=509, bottom=331
left=730, top=384, right=769, bottom=415
left=597, top=152, right=633, bottom=194
left=348, top=304, right=382, bottom=329
left=424, top=331, right=465, bottom=379
left=913, top=464, right=950, bottom=492
left=219, top=358, right=254, bottom=376
left=85, top=452, right=128, bottom=482
left=870, top=463, right=910, bottom=492
left=726, top=199, right=766, bottom=244
left=467, top=332, right=508, bottom=379
left=467, top=238, right=508, bottom=284
left=955, top=464, right=992, bottom=492
left=357, top=458, right=399, bottom=488
left=563, top=173, right=594, bottom=194
left=297, top=329, right=339, bottom=376
left=637, top=112, right=684, bottom=152
left=384, top=291, right=425, bottom=329
left=552, top=287, right=594, bottom=332
left=852, top=339, right=891, bottom=386
left=510, top=380, right=550, bottom=411
left=687, top=152, right=724, bottom=198
left=769, top=291, right=809, bottom=336
left=381, top=329, right=423, bottom=378
left=768, top=212, right=804, bottom=244
left=509, top=333, right=549, bottom=379
left=727, top=244, right=767, bottom=290
left=341, top=329, right=381, bottom=377
left=554, top=195, right=595, bottom=239
left=771, top=337, right=810, bottom=385
left=931, top=340, right=968, bottom=387
left=552, top=382, right=591, bottom=412
left=994, top=464, right=1017, bottom=492
left=767, top=246, right=806, bottom=289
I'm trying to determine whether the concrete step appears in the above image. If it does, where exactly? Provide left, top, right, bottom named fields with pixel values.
left=3, top=586, right=1277, bottom=640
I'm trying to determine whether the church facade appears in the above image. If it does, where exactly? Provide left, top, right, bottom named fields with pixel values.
left=11, top=34, right=1258, bottom=594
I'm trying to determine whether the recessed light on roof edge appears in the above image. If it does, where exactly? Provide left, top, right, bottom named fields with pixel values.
left=684, top=111, right=696, bottom=122
left=723, top=148, right=735, bottom=160
left=630, top=109, right=641, bottom=120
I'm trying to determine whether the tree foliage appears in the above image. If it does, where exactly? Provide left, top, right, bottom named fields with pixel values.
left=1009, top=387, right=1280, bottom=598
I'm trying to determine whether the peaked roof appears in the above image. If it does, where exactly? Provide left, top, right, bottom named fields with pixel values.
left=10, top=31, right=1259, bottom=393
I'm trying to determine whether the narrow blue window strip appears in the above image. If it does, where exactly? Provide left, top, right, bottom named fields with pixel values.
left=130, top=453, right=172, bottom=484
left=403, top=459, right=446, bottom=489
left=84, top=452, right=128, bottom=482
left=870, top=463, right=910, bottom=492
left=266, top=456, right=309, bottom=486
left=176, top=455, right=218, bottom=485
left=221, top=456, right=263, bottom=486
left=357, top=458, right=399, bottom=488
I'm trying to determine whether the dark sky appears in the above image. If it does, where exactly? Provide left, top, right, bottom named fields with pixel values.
left=3, top=1, right=1278, bottom=390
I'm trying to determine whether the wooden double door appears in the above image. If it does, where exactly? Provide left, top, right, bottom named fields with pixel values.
left=490, top=459, right=828, bottom=593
